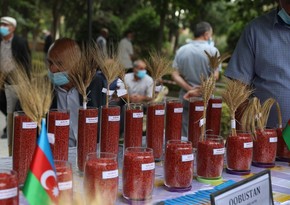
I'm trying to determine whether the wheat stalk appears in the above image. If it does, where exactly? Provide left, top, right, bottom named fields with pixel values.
left=221, top=79, right=253, bottom=136
left=204, top=51, right=231, bottom=72
left=145, top=51, right=174, bottom=100
left=8, top=64, right=53, bottom=129
left=92, top=43, right=124, bottom=107
left=68, top=43, right=96, bottom=109
left=276, top=101, right=282, bottom=128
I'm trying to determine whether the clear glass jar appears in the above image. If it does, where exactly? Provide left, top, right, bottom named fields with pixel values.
left=252, top=129, right=277, bottom=168
left=84, top=152, right=118, bottom=205
left=123, top=147, right=155, bottom=201
left=77, top=107, right=98, bottom=172
left=276, top=127, right=290, bottom=161
left=206, top=96, right=222, bottom=135
left=164, top=140, right=193, bottom=191
left=48, top=109, right=70, bottom=160
left=12, top=111, right=37, bottom=185
left=188, top=97, right=204, bottom=149
left=0, top=169, right=18, bottom=204
left=55, top=160, right=73, bottom=203
left=165, top=99, right=183, bottom=142
left=226, top=131, right=253, bottom=174
left=100, top=105, right=120, bottom=155
left=124, top=103, right=143, bottom=149
left=196, top=135, right=224, bottom=179
left=146, top=102, right=165, bottom=160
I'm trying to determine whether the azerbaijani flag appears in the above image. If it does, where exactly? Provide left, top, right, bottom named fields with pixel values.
left=23, top=118, right=59, bottom=205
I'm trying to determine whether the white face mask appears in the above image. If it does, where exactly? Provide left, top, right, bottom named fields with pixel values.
left=278, top=8, right=290, bottom=25
left=208, top=37, right=215, bottom=47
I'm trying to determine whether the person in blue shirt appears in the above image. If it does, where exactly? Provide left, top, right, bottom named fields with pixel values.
left=225, top=0, right=290, bottom=128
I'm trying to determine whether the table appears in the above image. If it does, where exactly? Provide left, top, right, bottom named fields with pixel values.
left=1, top=147, right=290, bottom=205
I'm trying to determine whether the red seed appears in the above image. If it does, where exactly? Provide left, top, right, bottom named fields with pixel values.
left=276, top=128, right=290, bottom=160
left=123, top=147, right=155, bottom=200
left=206, top=97, right=222, bottom=135
left=77, top=108, right=98, bottom=172
left=55, top=161, right=73, bottom=203
left=165, top=100, right=183, bottom=142
left=226, top=132, right=253, bottom=171
left=100, top=106, right=120, bottom=155
left=0, top=171, right=18, bottom=205
left=164, top=140, right=193, bottom=188
left=12, top=113, right=37, bottom=185
left=48, top=110, right=70, bottom=161
left=146, top=103, right=165, bottom=159
left=253, top=129, right=277, bottom=164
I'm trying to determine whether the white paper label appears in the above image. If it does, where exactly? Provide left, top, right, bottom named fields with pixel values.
left=108, top=116, right=120, bottom=122
left=102, top=88, right=115, bottom=96
left=0, top=187, right=17, bottom=199
left=133, top=112, right=143, bottom=118
left=55, top=120, right=70, bottom=126
left=155, top=110, right=165, bottom=116
left=117, top=89, right=127, bottom=97
left=195, top=106, right=204, bottom=111
left=58, top=181, right=73, bottom=190
left=155, top=85, right=163, bottom=92
left=174, top=108, right=183, bottom=113
left=47, top=133, right=55, bottom=144
left=86, top=117, right=98, bottom=123
left=22, top=122, right=37, bottom=129
left=269, top=137, right=277, bottom=143
left=199, top=118, right=206, bottom=127
left=231, top=119, right=236, bottom=129
left=212, top=103, right=222, bottom=108
left=213, top=148, right=225, bottom=155
left=244, top=142, right=253, bottom=148
left=102, top=170, right=118, bottom=179
left=141, top=162, right=155, bottom=171
left=181, top=154, right=194, bottom=162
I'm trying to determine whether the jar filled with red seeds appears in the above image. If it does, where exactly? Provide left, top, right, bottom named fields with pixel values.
left=165, top=99, right=183, bottom=142
left=55, top=160, right=73, bottom=203
left=48, top=109, right=70, bottom=161
left=12, top=111, right=37, bottom=185
left=123, top=147, right=155, bottom=201
left=196, top=135, right=224, bottom=180
left=124, top=103, right=143, bottom=149
left=276, top=127, right=290, bottom=162
left=84, top=152, right=118, bottom=205
left=164, top=140, right=193, bottom=191
left=0, top=169, right=18, bottom=205
left=206, top=96, right=222, bottom=136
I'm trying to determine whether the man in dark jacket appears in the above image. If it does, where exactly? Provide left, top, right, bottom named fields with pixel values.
left=0, top=16, right=31, bottom=155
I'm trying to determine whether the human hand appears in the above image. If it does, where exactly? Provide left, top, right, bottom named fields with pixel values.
left=183, top=86, right=202, bottom=101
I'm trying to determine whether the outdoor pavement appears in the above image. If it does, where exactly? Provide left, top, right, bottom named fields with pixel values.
left=0, top=111, right=8, bottom=157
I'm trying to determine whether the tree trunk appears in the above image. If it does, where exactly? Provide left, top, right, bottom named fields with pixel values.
left=157, top=0, right=168, bottom=52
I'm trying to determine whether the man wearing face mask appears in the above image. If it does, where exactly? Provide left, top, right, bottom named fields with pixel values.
left=171, top=21, right=221, bottom=138
left=47, top=38, right=104, bottom=147
left=124, top=60, right=153, bottom=103
left=225, top=0, right=290, bottom=128
left=0, top=16, right=31, bottom=155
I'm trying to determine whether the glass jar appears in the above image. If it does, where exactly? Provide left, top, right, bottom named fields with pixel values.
left=146, top=102, right=165, bottom=160
left=84, top=152, right=118, bottom=205
left=0, top=169, right=18, bottom=205
left=55, top=160, right=73, bottom=203
left=206, top=96, right=222, bottom=135
left=252, top=129, right=277, bottom=168
left=124, top=103, right=143, bottom=149
left=123, top=147, right=155, bottom=201
left=196, top=135, right=224, bottom=180
left=188, top=97, right=204, bottom=149
left=48, top=109, right=70, bottom=160
left=164, top=140, right=193, bottom=191
left=276, top=127, right=290, bottom=162
left=226, top=131, right=253, bottom=174
left=77, top=107, right=98, bottom=172
left=12, top=111, right=37, bottom=185
left=100, top=105, right=120, bottom=155
left=165, top=99, right=183, bottom=142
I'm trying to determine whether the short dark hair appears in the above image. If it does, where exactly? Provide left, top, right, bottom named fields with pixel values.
left=194, top=22, right=212, bottom=38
